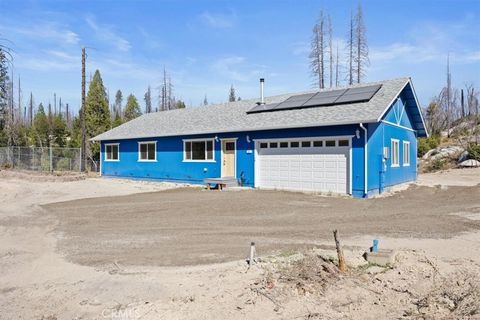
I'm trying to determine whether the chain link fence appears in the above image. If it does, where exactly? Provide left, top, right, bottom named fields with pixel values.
left=0, top=146, right=82, bottom=172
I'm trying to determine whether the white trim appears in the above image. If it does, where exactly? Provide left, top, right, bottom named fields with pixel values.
left=398, top=102, right=405, bottom=125
left=381, top=120, right=416, bottom=132
left=376, top=78, right=428, bottom=137
left=183, top=138, right=215, bottom=162
left=104, top=143, right=120, bottom=162
left=359, top=123, right=368, bottom=196
left=407, top=78, right=429, bottom=137
left=253, top=135, right=354, bottom=143
left=221, top=139, right=237, bottom=178
left=138, top=141, right=157, bottom=162
left=391, top=139, right=400, bottom=167
left=182, top=137, right=216, bottom=142
left=403, top=141, right=410, bottom=166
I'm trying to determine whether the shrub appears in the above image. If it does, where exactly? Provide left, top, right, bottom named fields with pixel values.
left=467, top=143, right=480, bottom=161
left=418, top=135, right=440, bottom=157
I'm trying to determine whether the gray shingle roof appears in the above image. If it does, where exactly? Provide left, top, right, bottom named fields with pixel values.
left=92, top=78, right=413, bottom=141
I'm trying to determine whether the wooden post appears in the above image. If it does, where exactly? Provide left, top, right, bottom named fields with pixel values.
left=333, top=230, right=347, bottom=272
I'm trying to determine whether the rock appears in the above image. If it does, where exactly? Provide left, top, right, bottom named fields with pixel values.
left=457, top=151, right=469, bottom=163
left=459, top=159, right=480, bottom=167
left=430, top=146, right=465, bottom=161
left=422, top=149, right=438, bottom=160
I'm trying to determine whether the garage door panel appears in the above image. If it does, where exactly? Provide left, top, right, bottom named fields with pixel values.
left=257, top=141, right=349, bottom=194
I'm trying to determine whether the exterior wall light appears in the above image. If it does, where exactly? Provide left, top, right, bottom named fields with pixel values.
left=356, top=129, right=360, bottom=139
left=246, top=135, right=251, bottom=143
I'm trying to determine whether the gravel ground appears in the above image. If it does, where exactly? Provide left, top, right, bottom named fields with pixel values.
left=44, top=183, right=480, bottom=267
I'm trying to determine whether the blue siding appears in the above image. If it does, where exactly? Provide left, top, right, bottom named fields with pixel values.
left=364, top=101, right=418, bottom=197
left=101, top=124, right=367, bottom=193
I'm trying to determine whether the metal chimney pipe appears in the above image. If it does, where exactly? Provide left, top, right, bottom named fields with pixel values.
left=260, top=78, right=265, bottom=105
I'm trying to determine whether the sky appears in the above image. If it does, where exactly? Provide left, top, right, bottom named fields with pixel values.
left=0, top=0, right=479, bottom=113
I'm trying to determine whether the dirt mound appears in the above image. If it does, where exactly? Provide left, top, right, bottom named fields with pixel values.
left=244, top=249, right=480, bottom=319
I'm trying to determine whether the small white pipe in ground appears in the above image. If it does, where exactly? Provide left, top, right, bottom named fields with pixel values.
left=359, top=123, right=368, bottom=196
left=249, top=242, right=256, bottom=266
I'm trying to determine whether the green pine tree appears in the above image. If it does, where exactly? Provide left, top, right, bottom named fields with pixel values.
left=112, top=110, right=123, bottom=128
left=124, top=94, right=142, bottom=121
left=175, top=100, right=186, bottom=109
left=85, top=70, right=110, bottom=159
left=32, top=103, right=49, bottom=147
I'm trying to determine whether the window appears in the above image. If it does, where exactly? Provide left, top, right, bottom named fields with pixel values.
left=326, top=140, right=336, bottom=147
left=105, top=144, right=119, bottom=161
left=313, top=141, right=323, bottom=147
left=301, top=141, right=311, bottom=148
left=338, top=139, right=349, bottom=147
left=280, top=142, right=289, bottom=148
left=184, top=139, right=214, bottom=161
left=391, top=139, right=399, bottom=167
left=290, top=141, right=300, bottom=148
left=138, top=142, right=156, bottom=161
left=403, top=141, right=410, bottom=166
left=260, top=142, right=268, bottom=149
left=270, top=142, right=278, bottom=148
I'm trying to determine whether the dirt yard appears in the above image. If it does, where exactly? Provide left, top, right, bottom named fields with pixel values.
left=0, top=168, right=479, bottom=319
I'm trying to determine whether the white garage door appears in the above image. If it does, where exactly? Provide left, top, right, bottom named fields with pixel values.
left=255, top=138, right=351, bottom=194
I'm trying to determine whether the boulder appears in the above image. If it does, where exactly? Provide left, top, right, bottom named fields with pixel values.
left=430, top=146, right=465, bottom=161
left=459, top=159, right=480, bottom=167
left=458, top=151, right=469, bottom=163
left=422, top=149, right=438, bottom=160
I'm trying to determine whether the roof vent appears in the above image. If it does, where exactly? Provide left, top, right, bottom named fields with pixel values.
left=257, top=78, right=265, bottom=105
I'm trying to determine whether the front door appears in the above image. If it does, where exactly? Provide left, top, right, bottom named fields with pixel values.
left=222, top=140, right=236, bottom=177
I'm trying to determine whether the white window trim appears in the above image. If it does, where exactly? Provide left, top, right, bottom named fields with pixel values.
left=104, top=143, right=120, bottom=162
left=403, top=141, right=410, bottom=166
left=138, top=141, right=157, bottom=162
left=391, top=139, right=400, bottom=167
left=182, top=138, right=216, bottom=162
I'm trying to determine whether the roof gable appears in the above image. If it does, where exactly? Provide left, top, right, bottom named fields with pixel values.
left=378, top=79, right=428, bottom=137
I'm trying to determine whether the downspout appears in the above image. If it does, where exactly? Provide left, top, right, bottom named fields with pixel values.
left=359, top=123, right=368, bottom=197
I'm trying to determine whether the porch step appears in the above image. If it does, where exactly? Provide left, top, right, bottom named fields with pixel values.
left=204, top=177, right=238, bottom=189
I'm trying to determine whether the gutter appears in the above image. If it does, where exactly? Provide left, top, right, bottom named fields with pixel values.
left=359, top=123, right=368, bottom=197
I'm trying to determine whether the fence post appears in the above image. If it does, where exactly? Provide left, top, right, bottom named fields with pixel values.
left=49, top=144, right=53, bottom=172
left=78, top=148, right=82, bottom=172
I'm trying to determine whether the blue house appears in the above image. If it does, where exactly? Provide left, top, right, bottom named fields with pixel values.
left=92, top=78, right=428, bottom=198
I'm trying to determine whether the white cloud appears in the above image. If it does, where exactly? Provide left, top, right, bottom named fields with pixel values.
left=212, top=56, right=257, bottom=82
left=199, top=11, right=237, bottom=29
left=0, top=22, right=79, bottom=45
left=85, top=15, right=131, bottom=52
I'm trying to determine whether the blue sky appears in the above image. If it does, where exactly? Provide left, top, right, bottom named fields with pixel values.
left=0, top=0, right=479, bottom=113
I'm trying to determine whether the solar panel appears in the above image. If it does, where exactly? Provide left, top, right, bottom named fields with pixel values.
left=334, top=85, right=381, bottom=104
left=245, top=84, right=382, bottom=114
left=272, top=93, right=316, bottom=110
left=302, top=89, right=347, bottom=107
left=246, top=103, right=279, bottom=114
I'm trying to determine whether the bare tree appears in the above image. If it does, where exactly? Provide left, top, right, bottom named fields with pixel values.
left=335, top=44, right=340, bottom=87
left=144, top=85, right=152, bottom=113
left=347, top=12, right=355, bottom=85
left=310, top=10, right=328, bottom=89
left=158, top=68, right=176, bottom=111
left=328, top=15, right=333, bottom=88
left=353, top=2, right=369, bottom=83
